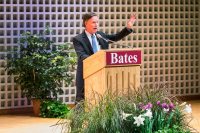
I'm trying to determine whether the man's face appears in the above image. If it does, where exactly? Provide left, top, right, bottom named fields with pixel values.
left=85, top=16, right=99, bottom=34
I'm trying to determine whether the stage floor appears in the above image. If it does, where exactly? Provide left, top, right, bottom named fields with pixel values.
left=0, top=100, right=199, bottom=133
left=188, top=100, right=200, bottom=132
left=0, top=114, right=62, bottom=133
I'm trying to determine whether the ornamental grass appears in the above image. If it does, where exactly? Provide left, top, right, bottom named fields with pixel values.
left=61, top=84, right=197, bottom=133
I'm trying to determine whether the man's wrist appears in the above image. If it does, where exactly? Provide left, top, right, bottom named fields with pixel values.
left=126, top=27, right=133, bottom=32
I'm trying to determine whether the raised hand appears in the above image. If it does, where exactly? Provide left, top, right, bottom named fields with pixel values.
left=127, top=14, right=137, bottom=29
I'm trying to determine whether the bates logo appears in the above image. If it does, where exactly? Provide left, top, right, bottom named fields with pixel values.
left=106, top=50, right=142, bottom=66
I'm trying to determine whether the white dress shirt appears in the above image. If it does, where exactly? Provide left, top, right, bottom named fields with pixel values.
left=85, top=30, right=100, bottom=51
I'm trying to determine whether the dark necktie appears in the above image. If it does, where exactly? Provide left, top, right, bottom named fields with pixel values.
left=91, top=34, right=98, bottom=53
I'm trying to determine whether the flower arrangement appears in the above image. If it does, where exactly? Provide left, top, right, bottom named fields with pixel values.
left=62, top=84, right=196, bottom=133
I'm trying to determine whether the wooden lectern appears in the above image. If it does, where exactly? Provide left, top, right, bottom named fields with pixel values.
left=83, top=49, right=142, bottom=102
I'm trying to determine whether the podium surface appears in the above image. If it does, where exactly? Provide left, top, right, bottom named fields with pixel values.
left=83, top=49, right=142, bottom=102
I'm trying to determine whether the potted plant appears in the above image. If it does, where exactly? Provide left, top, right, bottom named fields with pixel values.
left=6, top=28, right=76, bottom=116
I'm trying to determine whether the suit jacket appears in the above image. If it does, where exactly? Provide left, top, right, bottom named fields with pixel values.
left=72, top=27, right=132, bottom=90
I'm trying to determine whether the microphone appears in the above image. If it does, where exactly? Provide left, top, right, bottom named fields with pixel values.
left=96, top=34, right=109, bottom=42
left=96, top=34, right=132, bottom=48
left=96, top=34, right=111, bottom=43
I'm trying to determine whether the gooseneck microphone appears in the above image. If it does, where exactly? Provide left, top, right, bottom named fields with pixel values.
left=96, top=34, right=113, bottom=43
left=96, top=34, right=132, bottom=48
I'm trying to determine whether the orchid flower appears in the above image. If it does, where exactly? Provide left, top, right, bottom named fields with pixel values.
left=143, top=109, right=153, bottom=119
left=163, top=108, right=170, bottom=113
left=121, top=111, right=132, bottom=120
left=184, top=104, right=192, bottom=114
left=133, top=115, right=145, bottom=127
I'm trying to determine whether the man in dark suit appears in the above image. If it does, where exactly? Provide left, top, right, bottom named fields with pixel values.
left=72, top=12, right=136, bottom=102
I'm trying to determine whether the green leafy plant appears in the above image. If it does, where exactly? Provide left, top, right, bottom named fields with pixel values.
left=5, top=28, right=76, bottom=100
left=154, top=125, right=191, bottom=133
left=40, top=99, right=70, bottom=118
left=62, top=84, right=195, bottom=133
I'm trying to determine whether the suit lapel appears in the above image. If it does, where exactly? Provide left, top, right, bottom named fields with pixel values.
left=96, top=32, right=108, bottom=49
left=81, top=32, right=94, bottom=54
left=97, top=37, right=107, bottom=49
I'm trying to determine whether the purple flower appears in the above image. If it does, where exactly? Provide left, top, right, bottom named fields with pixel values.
left=157, top=101, right=161, bottom=106
left=141, top=105, right=147, bottom=110
left=147, top=103, right=153, bottom=109
left=161, top=103, right=168, bottom=109
left=158, top=101, right=174, bottom=112
left=141, top=103, right=153, bottom=110
left=138, top=103, right=144, bottom=109
left=169, top=103, right=174, bottom=109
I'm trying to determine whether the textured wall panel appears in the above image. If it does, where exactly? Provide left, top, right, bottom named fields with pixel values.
left=0, top=0, right=199, bottom=109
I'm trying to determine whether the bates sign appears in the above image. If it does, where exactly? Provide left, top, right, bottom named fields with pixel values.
left=106, top=50, right=142, bottom=66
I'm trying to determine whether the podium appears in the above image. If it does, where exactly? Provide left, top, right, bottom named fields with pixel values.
left=83, top=49, right=142, bottom=102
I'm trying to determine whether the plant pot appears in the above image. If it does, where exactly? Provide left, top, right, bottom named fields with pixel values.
left=32, top=99, right=41, bottom=117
